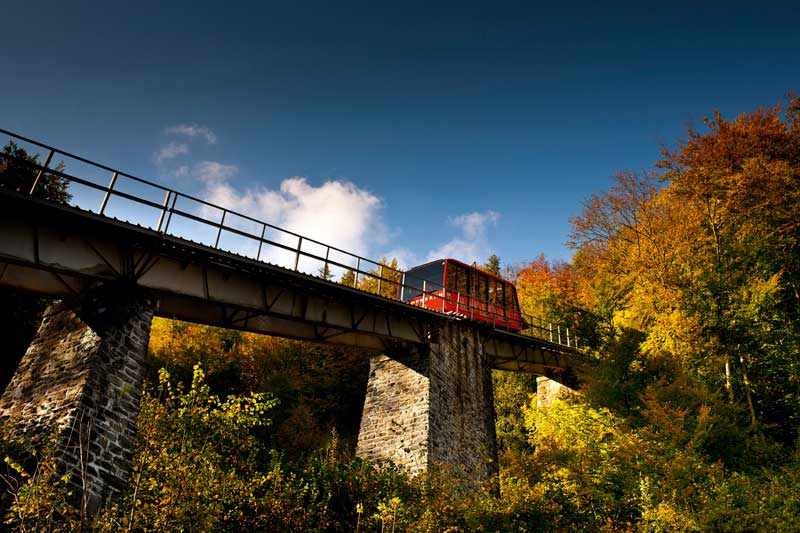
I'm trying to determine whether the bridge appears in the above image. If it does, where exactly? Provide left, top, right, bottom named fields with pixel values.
left=0, top=129, right=580, bottom=509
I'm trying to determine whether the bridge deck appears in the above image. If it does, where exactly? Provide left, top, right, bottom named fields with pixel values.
left=0, top=191, right=577, bottom=379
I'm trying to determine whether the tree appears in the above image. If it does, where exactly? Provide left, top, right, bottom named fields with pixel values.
left=0, top=141, right=70, bottom=203
left=357, top=257, right=402, bottom=299
left=568, top=96, right=800, bottom=443
left=656, top=97, right=800, bottom=432
left=318, top=263, right=334, bottom=281
left=483, top=254, right=501, bottom=276
left=339, top=269, right=356, bottom=288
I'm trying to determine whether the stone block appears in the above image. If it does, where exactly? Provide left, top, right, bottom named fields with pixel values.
left=0, top=291, right=154, bottom=512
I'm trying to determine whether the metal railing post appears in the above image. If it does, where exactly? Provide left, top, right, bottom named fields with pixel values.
left=470, top=292, right=474, bottom=319
left=294, top=236, right=303, bottom=270
left=163, top=192, right=178, bottom=234
left=399, top=272, right=406, bottom=300
left=422, top=280, right=427, bottom=306
left=549, top=323, right=553, bottom=343
left=558, top=325, right=562, bottom=345
left=353, top=257, right=360, bottom=287
left=323, top=247, right=330, bottom=278
left=214, top=209, right=227, bottom=248
left=256, top=223, right=266, bottom=261
left=29, top=149, right=55, bottom=195
left=98, top=172, right=118, bottom=214
left=566, top=328, right=570, bottom=347
left=377, top=264, right=383, bottom=295
left=155, top=190, right=172, bottom=232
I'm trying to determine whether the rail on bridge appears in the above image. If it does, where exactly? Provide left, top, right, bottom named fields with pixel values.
left=0, top=129, right=582, bottom=509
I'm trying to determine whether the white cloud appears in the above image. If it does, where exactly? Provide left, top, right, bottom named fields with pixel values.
left=194, top=161, right=239, bottom=183
left=189, top=168, right=384, bottom=274
left=164, top=123, right=217, bottom=144
left=155, top=141, right=188, bottom=163
left=425, top=210, right=500, bottom=265
left=170, top=165, right=190, bottom=178
left=452, top=211, right=500, bottom=240
left=382, top=247, right=419, bottom=270
left=156, top=123, right=217, bottom=168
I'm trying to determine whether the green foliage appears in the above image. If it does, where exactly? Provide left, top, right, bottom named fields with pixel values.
left=96, top=364, right=287, bottom=531
left=147, top=318, right=371, bottom=454
left=483, top=254, right=501, bottom=276
left=0, top=141, right=71, bottom=203
left=493, top=370, right=537, bottom=454
left=1, top=429, right=80, bottom=533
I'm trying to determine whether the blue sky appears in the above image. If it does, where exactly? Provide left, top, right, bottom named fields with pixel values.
left=3, top=1, right=799, bottom=271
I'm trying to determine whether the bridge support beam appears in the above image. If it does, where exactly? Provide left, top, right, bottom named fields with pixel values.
left=356, top=321, right=498, bottom=486
left=0, top=288, right=154, bottom=513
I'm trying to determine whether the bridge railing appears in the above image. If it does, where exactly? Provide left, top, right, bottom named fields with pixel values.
left=0, top=129, right=577, bottom=350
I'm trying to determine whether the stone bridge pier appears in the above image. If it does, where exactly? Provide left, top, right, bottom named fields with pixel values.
left=356, top=321, right=498, bottom=485
left=0, top=286, right=154, bottom=512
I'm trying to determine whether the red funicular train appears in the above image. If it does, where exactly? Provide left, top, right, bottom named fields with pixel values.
left=399, top=258, right=524, bottom=331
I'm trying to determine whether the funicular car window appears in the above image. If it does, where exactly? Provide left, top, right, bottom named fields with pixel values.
left=489, top=278, right=503, bottom=306
left=470, top=270, right=488, bottom=302
left=401, top=261, right=444, bottom=301
left=446, top=262, right=468, bottom=295
left=504, top=284, right=516, bottom=310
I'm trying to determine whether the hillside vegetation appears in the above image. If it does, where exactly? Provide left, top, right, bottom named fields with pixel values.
left=2, top=96, right=800, bottom=531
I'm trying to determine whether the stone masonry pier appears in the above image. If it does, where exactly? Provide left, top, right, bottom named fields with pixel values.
left=0, top=287, right=154, bottom=512
left=356, top=321, right=498, bottom=485
left=536, top=376, right=577, bottom=408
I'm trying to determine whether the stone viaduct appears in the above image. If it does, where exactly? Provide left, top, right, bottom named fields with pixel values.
left=0, top=131, right=579, bottom=510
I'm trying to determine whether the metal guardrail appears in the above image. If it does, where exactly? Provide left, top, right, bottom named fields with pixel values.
left=0, top=128, right=578, bottom=349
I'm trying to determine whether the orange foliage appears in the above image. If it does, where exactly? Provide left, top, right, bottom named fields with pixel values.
left=513, top=254, right=578, bottom=322
left=658, top=98, right=800, bottom=237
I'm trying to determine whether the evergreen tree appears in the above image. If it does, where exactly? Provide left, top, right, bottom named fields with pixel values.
left=483, top=254, right=501, bottom=276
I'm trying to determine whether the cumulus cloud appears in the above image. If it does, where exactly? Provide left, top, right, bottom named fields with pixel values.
left=155, top=141, right=189, bottom=163
left=425, top=210, right=500, bottom=264
left=187, top=166, right=384, bottom=274
left=194, top=161, right=239, bottom=183
left=164, top=123, right=217, bottom=144
left=382, top=247, right=420, bottom=270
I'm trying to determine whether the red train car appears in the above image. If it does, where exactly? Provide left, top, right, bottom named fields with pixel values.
left=399, top=258, right=524, bottom=331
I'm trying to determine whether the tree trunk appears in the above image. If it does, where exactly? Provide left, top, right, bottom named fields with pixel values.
left=738, top=349, right=757, bottom=428
left=724, top=356, right=734, bottom=403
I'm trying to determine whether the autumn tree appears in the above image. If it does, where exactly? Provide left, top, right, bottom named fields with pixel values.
left=656, top=97, right=800, bottom=434
left=357, top=257, right=402, bottom=299
left=339, top=268, right=356, bottom=287
left=568, top=96, right=800, bottom=443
